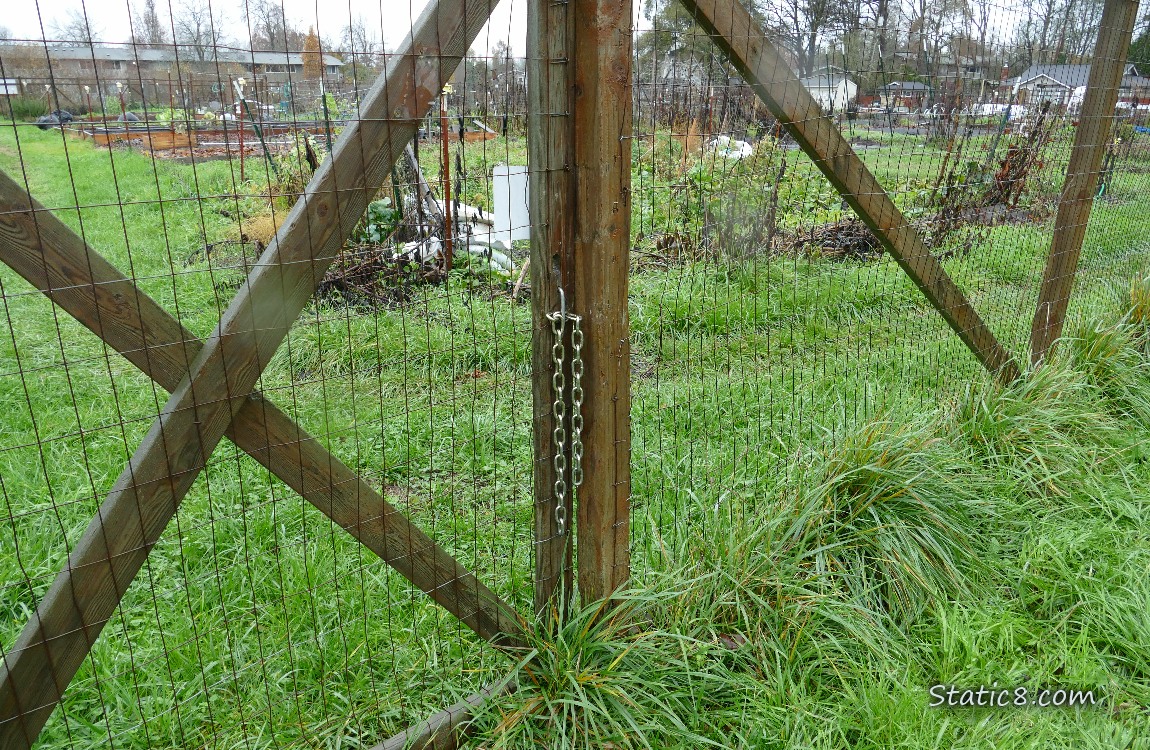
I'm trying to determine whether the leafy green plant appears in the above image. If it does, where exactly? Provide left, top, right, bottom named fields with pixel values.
left=269, top=130, right=327, bottom=201
left=357, top=198, right=400, bottom=245
left=156, top=107, right=193, bottom=132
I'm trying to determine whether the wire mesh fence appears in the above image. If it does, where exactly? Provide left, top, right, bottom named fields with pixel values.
left=628, top=0, right=1150, bottom=575
left=0, top=0, right=1148, bottom=746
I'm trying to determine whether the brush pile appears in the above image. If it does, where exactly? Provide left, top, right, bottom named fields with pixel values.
left=787, top=219, right=882, bottom=261
left=315, top=245, right=444, bottom=309
left=983, top=100, right=1057, bottom=208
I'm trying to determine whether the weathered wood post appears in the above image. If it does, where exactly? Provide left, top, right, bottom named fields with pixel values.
left=528, top=0, right=632, bottom=617
left=570, top=0, right=633, bottom=607
left=1030, top=0, right=1141, bottom=365
left=528, top=0, right=576, bottom=617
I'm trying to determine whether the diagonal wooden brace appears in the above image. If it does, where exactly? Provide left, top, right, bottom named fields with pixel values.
left=0, top=0, right=503, bottom=746
left=0, top=169, right=524, bottom=637
left=678, top=0, right=1020, bottom=383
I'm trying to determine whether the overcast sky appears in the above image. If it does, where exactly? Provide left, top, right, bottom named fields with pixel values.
left=2, top=0, right=542, bottom=55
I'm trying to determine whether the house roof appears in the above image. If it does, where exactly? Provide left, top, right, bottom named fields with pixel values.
left=48, top=45, right=343, bottom=67
left=1014, top=63, right=1144, bottom=89
left=798, top=73, right=855, bottom=89
left=881, top=81, right=932, bottom=92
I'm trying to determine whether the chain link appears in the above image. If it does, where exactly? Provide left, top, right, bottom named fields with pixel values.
left=568, top=316, right=585, bottom=490
left=548, top=309, right=568, bottom=535
left=546, top=287, right=587, bottom=537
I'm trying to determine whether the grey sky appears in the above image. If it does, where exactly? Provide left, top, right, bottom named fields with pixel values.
left=5, top=0, right=531, bottom=54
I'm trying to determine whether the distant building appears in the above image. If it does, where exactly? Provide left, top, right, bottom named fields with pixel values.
left=0, top=43, right=345, bottom=111
left=0, top=44, right=342, bottom=89
left=1011, top=63, right=1149, bottom=105
left=798, top=71, right=858, bottom=113
left=878, top=81, right=933, bottom=109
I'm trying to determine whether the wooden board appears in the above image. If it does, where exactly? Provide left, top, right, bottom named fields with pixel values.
left=570, top=0, right=633, bottom=606
left=372, top=678, right=514, bottom=750
left=0, top=1, right=501, bottom=747
left=527, top=0, right=576, bottom=618
left=678, top=0, right=1020, bottom=383
left=1030, top=0, right=1140, bottom=363
left=81, top=127, right=197, bottom=150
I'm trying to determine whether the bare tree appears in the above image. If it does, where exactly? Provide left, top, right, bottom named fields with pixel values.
left=756, top=0, right=848, bottom=75
left=49, top=8, right=102, bottom=47
left=245, top=0, right=305, bottom=53
left=174, top=0, right=228, bottom=61
left=339, top=17, right=379, bottom=68
left=131, top=0, right=169, bottom=49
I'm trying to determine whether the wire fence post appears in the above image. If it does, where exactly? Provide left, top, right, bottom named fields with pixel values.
left=571, top=0, right=633, bottom=607
left=1029, top=0, right=1141, bottom=365
left=528, top=0, right=576, bottom=620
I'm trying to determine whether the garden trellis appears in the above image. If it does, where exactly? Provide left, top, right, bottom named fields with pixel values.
left=0, top=0, right=1147, bottom=747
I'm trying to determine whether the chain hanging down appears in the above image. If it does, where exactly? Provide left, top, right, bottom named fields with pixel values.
left=546, top=289, right=585, bottom=536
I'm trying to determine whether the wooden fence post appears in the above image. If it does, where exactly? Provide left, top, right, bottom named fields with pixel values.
left=1029, top=0, right=1141, bottom=365
left=528, top=0, right=576, bottom=617
left=571, top=0, right=633, bottom=606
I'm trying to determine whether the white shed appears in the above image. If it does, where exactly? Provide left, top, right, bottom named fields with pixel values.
left=798, top=73, right=858, bottom=114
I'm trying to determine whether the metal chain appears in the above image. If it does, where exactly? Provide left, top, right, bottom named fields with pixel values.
left=568, top=315, right=585, bottom=490
left=548, top=308, right=568, bottom=536
left=546, top=289, right=586, bottom=537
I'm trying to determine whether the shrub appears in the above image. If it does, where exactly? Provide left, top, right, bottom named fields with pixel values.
left=5, top=97, right=49, bottom=121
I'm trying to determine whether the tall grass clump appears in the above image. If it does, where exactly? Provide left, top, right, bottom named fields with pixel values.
left=781, top=417, right=992, bottom=618
left=4, top=96, right=49, bottom=120
left=468, top=592, right=752, bottom=750
left=472, top=495, right=906, bottom=750
left=951, top=361, right=1118, bottom=498
left=642, top=492, right=903, bottom=675
left=1127, top=273, right=1150, bottom=332
left=1067, top=317, right=1150, bottom=422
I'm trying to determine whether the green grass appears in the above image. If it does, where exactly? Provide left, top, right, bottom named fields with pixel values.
left=472, top=333, right=1150, bottom=749
left=1, top=117, right=1150, bottom=749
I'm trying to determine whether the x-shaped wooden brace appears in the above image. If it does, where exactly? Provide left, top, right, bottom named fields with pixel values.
left=0, top=1, right=523, bottom=747
left=2, top=0, right=1027, bottom=745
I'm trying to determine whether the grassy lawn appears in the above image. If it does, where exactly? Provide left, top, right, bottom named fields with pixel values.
left=1, top=119, right=1150, bottom=748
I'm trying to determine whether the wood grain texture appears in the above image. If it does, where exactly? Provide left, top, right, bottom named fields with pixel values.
left=371, top=678, right=514, bottom=750
left=571, top=0, right=633, bottom=606
left=0, top=1, right=501, bottom=746
left=527, top=0, right=576, bottom=619
left=679, top=0, right=1020, bottom=383
left=1030, top=0, right=1140, bottom=364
